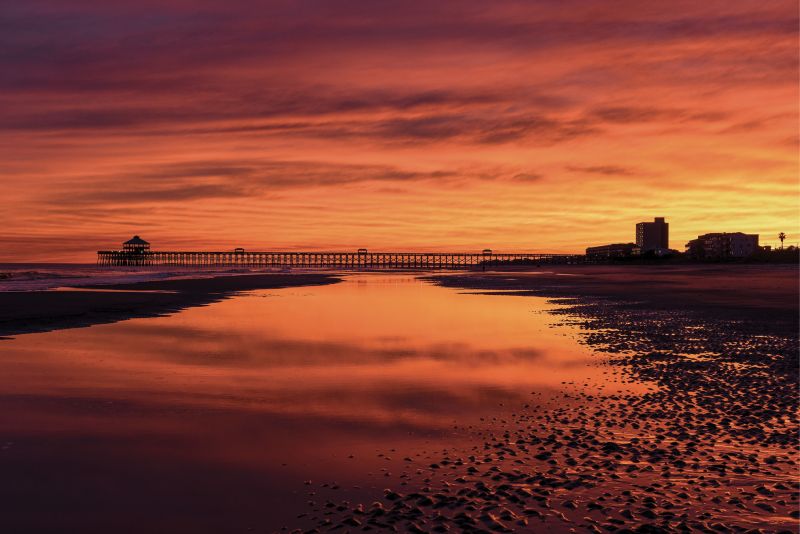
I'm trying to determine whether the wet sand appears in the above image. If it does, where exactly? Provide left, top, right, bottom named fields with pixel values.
left=0, top=273, right=608, bottom=533
left=299, top=265, right=798, bottom=533
left=1, top=266, right=797, bottom=532
left=436, top=265, right=798, bottom=320
left=0, top=273, right=340, bottom=338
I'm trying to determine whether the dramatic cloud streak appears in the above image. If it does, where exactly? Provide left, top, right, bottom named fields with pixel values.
left=1, top=0, right=797, bottom=260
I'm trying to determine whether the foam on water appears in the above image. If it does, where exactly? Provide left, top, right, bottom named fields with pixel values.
left=0, top=263, right=266, bottom=292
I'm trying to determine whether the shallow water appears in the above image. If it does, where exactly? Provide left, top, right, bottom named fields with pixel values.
left=0, top=273, right=633, bottom=532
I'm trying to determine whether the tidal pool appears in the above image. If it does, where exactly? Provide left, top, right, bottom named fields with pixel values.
left=0, top=273, right=631, bottom=533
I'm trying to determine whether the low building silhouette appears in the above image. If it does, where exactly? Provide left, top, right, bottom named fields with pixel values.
left=685, top=232, right=759, bottom=259
left=636, top=217, right=669, bottom=252
left=586, top=243, right=640, bottom=261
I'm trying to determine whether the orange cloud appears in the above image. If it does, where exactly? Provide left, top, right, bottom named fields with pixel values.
left=1, top=0, right=797, bottom=260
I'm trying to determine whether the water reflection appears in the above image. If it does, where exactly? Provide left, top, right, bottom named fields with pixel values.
left=0, top=274, right=623, bottom=532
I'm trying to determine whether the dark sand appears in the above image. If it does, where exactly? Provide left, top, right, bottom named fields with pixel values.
left=0, top=273, right=340, bottom=338
left=298, top=265, right=799, bottom=533
left=436, top=264, right=798, bottom=317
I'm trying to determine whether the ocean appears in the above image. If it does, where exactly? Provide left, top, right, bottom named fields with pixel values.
left=0, top=263, right=270, bottom=292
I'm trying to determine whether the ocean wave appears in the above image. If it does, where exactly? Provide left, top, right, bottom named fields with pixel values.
left=0, top=271, right=91, bottom=281
left=0, top=266, right=278, bottom=292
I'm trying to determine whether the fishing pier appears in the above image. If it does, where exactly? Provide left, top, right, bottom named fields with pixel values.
left=98, top=237, right=583, bottom=269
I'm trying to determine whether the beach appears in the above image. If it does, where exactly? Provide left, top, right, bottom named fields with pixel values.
left=6, top=0, right=798, bottom=531
left=0, top=265, right=797, bottom=533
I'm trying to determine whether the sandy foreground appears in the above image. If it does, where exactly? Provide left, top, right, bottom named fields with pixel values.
left=295, top=265, right=799, bottom=533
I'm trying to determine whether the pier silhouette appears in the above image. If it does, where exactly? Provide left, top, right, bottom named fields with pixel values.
left=97, top=238, right=581, bottom=269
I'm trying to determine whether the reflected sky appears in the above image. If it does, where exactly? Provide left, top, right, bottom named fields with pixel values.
left=0, top=274, right=636, bottom=532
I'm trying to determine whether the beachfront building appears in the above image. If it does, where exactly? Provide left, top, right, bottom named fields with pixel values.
left=685, top=232, right=759, bottom=259
left=586, top=243, right=640, bottom=261
left=636, top=217, right=669, bottom=252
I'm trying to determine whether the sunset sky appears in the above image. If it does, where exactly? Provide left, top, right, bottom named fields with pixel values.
left=2, top=0, right=798, bottom=261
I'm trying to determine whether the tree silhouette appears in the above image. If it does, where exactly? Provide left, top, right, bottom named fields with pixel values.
left=778, top=232, right=786, bottom=249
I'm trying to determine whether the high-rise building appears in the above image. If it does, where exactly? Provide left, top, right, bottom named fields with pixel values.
left=636, top=217, right=669, bottom=252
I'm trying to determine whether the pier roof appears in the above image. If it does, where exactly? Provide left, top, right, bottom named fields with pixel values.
left=124, top=235, right=149, bottom=245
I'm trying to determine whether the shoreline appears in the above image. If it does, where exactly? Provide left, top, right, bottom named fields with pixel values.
left=0, top=273, right=341, bottom=339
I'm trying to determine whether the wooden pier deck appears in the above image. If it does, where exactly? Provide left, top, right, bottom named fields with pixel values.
left=97, top=250, right=583, bottom=269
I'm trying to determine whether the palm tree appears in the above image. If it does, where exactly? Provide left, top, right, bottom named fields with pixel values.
left=778, top=232, right=786, bottom=249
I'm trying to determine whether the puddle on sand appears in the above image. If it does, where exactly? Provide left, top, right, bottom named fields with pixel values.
left=0, top=274, right=643, bottom=533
